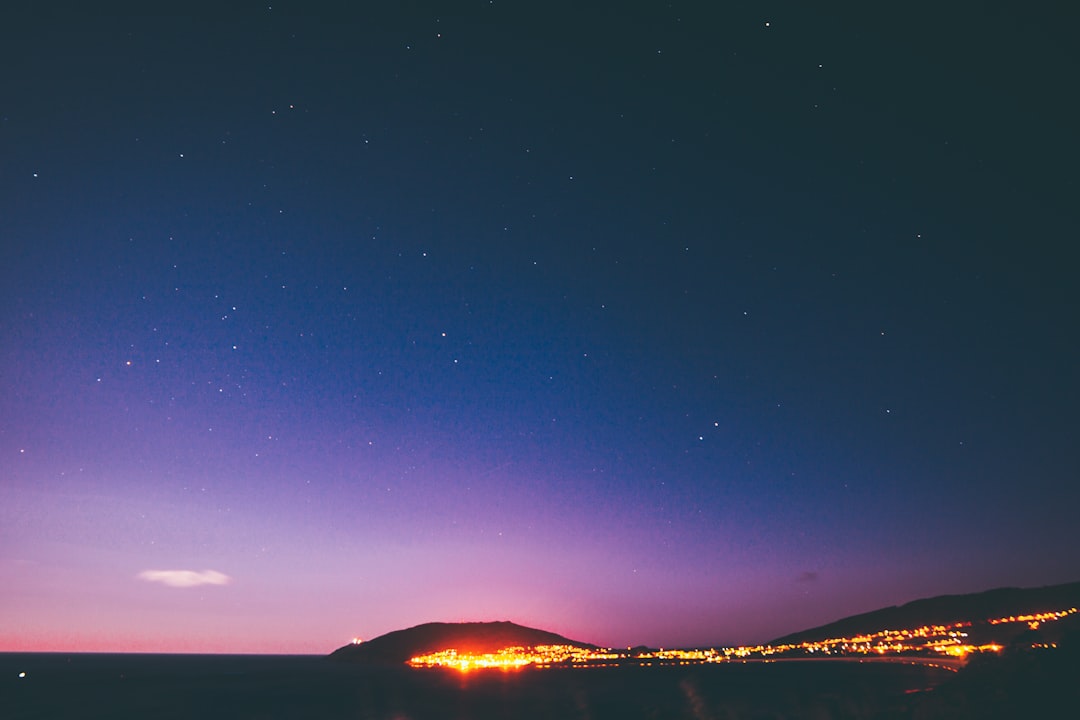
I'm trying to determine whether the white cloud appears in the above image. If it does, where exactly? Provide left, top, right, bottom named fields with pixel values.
left=137, top=569, right=232, bottom=588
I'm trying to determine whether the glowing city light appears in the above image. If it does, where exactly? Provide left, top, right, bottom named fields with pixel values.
left=403, top=606, right=1077, bottom=671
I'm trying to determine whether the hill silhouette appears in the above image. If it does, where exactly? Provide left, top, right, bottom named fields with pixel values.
left=769, top=580, right=1080, bottom=646
left=329, top=621, right=594, bottom=664
left=328, top=581, right=1080, bottom=665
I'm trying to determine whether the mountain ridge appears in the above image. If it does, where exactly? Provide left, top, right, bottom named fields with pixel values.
left=769, top=580, right=1080, bottom=646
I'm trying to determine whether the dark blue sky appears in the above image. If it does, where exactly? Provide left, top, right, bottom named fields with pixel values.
left=2, top=2, right=1078, bottom=652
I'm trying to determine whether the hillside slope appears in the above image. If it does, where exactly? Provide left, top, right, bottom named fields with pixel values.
left=770, top=581, right=1080, bottom=646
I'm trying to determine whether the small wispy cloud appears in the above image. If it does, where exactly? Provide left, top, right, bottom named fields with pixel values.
left=137, top=569, right=232, bottom=588
left=795, top=571, right=819, bottom=584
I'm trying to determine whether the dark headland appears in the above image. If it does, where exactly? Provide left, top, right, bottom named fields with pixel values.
left=316, top=582, right=1080, bottom=718
left=329, top=620, right=594, bottom=664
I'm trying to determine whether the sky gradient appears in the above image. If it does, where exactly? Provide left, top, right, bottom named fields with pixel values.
left=2, top=2, right=1078, bottom=653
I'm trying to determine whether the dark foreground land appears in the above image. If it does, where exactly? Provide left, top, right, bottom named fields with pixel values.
left=1, top=651, right=1075, bottom=719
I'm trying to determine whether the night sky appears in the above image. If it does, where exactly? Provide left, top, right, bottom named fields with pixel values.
left=2, top=2, right=1078, bottom=654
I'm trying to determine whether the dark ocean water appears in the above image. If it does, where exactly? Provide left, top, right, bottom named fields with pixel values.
left=0, top=652, right=956, bottom=719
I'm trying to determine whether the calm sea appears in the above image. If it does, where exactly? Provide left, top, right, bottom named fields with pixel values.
left=1, top=652, right=950, bottom=719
